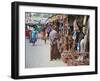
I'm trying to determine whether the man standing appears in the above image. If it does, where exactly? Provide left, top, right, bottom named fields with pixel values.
left=49, top=27, right=60, bottom=60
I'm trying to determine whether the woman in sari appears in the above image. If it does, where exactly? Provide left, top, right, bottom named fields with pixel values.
left=30, top=28, right=38, bottom=46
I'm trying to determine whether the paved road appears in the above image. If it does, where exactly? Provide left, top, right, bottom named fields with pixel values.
left=25, top=38, right=66, bottom=68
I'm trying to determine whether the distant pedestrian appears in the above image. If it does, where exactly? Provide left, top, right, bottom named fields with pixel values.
left=30, top=28, right=38, bottom=46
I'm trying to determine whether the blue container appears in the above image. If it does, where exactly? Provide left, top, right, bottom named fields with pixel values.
left=77, top=42, right=80, bottom=52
